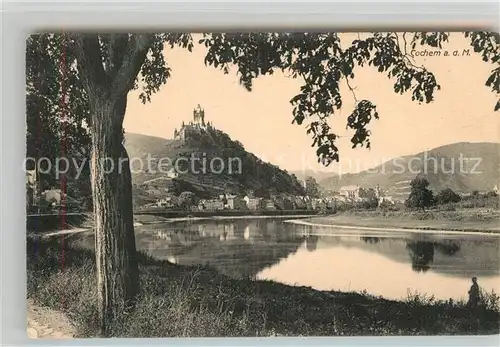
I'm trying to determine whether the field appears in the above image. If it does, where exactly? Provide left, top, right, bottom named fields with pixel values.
left=304, top=208, right=500, bottom=233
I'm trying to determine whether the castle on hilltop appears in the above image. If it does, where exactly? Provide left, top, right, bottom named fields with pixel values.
left=173, top=104, right=213, bottom=143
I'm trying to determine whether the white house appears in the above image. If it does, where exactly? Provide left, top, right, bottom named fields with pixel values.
left=40, top=189, right=79, bottom=206
left=166, top=168, right=178, bottom=179
left=339, top=185, right=361, bottom=200
left=26, top=170, right=36, bottom=186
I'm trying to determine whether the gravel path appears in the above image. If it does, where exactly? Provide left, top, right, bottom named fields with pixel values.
left=27, top=299, right=76, bottom=339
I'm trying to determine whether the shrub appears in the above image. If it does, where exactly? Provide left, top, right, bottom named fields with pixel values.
left=435, top=188, right=461, bottom=205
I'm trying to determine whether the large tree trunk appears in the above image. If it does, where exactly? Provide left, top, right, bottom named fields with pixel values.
left=72, top=33, right=154, bottom=336
left=90, top=95, right=139, bottom=336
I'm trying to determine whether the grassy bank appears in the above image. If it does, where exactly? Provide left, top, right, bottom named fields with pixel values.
left=27, top=236, right=500, bottom=337
left=303, top=209, right=500, bottom=233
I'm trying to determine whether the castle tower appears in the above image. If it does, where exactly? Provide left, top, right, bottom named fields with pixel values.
left=193, top=104, right=205, bottom=126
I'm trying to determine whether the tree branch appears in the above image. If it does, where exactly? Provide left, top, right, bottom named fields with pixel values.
left=72, top=34, right=110, bottom=96
left=110, top=34, right=154, bottom=100
left=106, top=34, right=130, bottom=79
left=395, top=33, right=425, bottom=71
left=402, top=32, right=409, bottom=56
left=345, top=77, right=359, bottom=104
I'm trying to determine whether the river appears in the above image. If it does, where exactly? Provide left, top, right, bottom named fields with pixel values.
left=75, top=218, right=500, bottom=301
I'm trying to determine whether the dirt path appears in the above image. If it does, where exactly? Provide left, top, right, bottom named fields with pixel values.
left=27, top=299, right=76, bottom=339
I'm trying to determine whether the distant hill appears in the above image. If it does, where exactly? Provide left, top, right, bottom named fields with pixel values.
left=319, top=142, right=500, bottom=197
left=125, top=128, right=306, bottom=205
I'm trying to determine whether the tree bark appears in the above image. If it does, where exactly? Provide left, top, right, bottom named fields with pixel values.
left=72, top=33, right=153, bottom=336
left=90, top=95, right=139, bottom=336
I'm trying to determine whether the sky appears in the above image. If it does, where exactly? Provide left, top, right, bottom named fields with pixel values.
left=124, top=33, right=499, bottom=174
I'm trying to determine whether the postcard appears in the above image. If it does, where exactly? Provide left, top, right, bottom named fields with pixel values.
left=25, top=32, right=500, bottom=338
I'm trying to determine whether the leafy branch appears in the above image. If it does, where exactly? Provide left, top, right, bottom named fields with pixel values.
left=200, top=32, right=460, bottom=164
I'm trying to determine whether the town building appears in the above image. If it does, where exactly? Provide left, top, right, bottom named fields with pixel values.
left=264, top=199, right=277, bottom=211
left=166, top=168, right=178, bottom=179
left=226, top=196, right=247, bottom=210
left=39, top=189, right=79, bottom=208
left=273, top=196, right=294, bottom=210
left=339, top=185, right=361, bottom=200
left=371, top=183, right=395, bottom=206
left=311, top=198, right=327, bottom=210
left=332, top=195, right=349, bottom=203
left=324, top=198, right=335, bottom=209
left=156, top=197, right=175, bottom=208
left=245, top=197, right=264, bottom=211
left=190, top=205, right=201, bottom=212
left=200, top=199, right=224, bottom=211
left=293, top=196, right=307, bottom=210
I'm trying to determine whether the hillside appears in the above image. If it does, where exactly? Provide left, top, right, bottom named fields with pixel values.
left=125, top=130, right=306, bottom=205
left=290, top=170, right=336, bottom=183
left=319, top=142, right=500, bottom=197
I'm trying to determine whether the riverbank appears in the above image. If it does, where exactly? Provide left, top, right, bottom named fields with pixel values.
left=26, top=210, right=320, bottom=233
left=136, top=208, right=319, bottom=218
left=133, top=213, right=316, bottom=225
left=337, top=208, right=500, bottom=223
left=290, top=209, right=500, bottom=235
left=27, top=236, right=500, bottom=337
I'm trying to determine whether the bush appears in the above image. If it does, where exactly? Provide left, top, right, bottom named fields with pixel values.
left=435, top=188, right=461, bottom=205
left=177, top=191, right=196, bottom=210
left=484, top=191, right=498, bottom=199
left=456, top=195, right=499, bottom=210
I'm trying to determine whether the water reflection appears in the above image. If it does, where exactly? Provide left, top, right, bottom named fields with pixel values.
left=304, top=235, right=319, bottom=252
left=133, top=219, right=308, bottom=279
left=256, top=227, right=499, bottom=300
left=406, top=241, right=435, bottom=273
left=72, top=219, right=500, bottom=300
left=360, top=237, right=466, bottom=273
left=361, top=237, right=381, bottom=244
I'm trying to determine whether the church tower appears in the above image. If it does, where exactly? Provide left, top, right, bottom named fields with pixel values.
left=375, top=183, right=381, bottom=199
